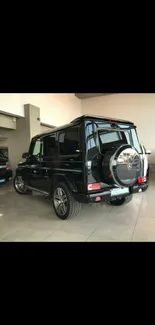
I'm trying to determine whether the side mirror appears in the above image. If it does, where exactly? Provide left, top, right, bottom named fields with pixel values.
left=22, top=152, right=29, bottom=159
left=146, top=149, right=151, bottom=155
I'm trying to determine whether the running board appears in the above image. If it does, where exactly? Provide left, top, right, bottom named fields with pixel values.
left=26, top=185, right=49, bottom=196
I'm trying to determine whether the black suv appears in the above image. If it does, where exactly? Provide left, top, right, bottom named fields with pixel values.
left=13, top=115, right=147, bottom=220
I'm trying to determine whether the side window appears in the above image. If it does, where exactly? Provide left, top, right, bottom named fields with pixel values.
left=59, top=127, right=80, bottom=156
left=86, top=122, right=99, bottom=160
left=30, top=139, right=41, bottom=157
left=43, top=134, right=56, bottom=157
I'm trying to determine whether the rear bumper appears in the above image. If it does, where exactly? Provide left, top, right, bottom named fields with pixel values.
left=73, top=182, right=148, bottom=203
left=131, top=183, right=148, bottom=193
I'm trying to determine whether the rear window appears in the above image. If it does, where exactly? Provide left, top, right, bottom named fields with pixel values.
left=98, top=123, right=142, bottom=154
left=100, top=131, right=121, bottom=143
left=86, top=121, right=142, bottom=158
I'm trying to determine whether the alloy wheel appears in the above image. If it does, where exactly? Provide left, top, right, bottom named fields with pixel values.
left=53, top=187, right=68, bottom=216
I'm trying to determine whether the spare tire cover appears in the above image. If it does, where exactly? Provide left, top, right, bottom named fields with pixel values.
left=102, top=144, right=141, bottom=187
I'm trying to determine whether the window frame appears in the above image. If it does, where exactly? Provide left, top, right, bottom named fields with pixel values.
left=58, top=125, right=81, bottom=158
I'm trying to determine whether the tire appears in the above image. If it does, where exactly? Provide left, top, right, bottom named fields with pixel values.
left=13, top=175, right=32, bottom=195
left=53, top=182, right=81, bottom=220
left=142, top=187, right=148, bottom=192
left=102, top=144, right=141, bottom=188
left=110, top=194, right=133, bottom=206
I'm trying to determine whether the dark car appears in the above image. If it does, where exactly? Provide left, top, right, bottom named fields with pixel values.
left=13, top=115, right=147, bottom=220
left=0, top=153, right=13, bottom=184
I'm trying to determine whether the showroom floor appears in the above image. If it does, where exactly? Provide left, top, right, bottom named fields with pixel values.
left=0, top=171, right=155, bottom=242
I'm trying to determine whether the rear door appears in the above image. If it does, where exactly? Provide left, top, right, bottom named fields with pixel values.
left=57, top=125, right=83, bottom=193
left=26, top=138, right=43, bottom=190
left=40, top=133, right=57, bottom=193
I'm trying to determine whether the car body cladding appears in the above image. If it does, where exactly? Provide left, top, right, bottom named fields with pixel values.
left=55, top=123, right=84, bottom=195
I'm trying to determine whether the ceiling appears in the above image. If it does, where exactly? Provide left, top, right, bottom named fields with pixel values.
left=75, top=93, right=111, bottom=99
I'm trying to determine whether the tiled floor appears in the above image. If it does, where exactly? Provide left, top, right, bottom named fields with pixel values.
left=0, top=172, right=155, bottom=242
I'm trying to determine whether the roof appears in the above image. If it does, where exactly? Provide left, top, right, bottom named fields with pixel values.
left=33, top=114, right=134, bottom=139
left=70, top=114, right=134, bottom=125
left=33, top=123, right=72, bottom=140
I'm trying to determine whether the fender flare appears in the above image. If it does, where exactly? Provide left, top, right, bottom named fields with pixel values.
left=51, top=173, right=78, bottom=193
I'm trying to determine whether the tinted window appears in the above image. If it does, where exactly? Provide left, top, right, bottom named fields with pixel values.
left=59, top=127, right=80, bottom=156
left=43, top=134, right=56, bottom=156
left=86, top=121, right=142, bottom=157
left=97, top=123, right=141, bottom=152
left=86, top=122, right=99, bottom=159
left=100, top=131, right=121, bottom=144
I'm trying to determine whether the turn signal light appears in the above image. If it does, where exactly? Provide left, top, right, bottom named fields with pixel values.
left=137, top=176, right=147, bottom=184
left=87, top=183, right=101, bottom=191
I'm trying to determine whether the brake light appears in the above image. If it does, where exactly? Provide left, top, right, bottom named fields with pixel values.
left=137, top=176, right=147, bottom=183
left=87, top=183, right=101, bottom=191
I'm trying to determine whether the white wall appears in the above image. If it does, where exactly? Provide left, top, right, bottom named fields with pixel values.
left=0, top=93, right=81, bottom=126
left=82, top=94, right=155, bottom=163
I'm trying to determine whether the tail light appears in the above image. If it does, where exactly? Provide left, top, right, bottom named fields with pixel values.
left=137, top=176, right=147, bottom=184
left=87, top=183, right=101, bottom=191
